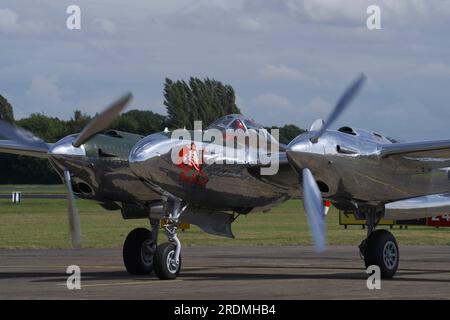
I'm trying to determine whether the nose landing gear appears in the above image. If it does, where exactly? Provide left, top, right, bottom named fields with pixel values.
left=359, top=210, right=399, bottom=279
left=154, top=242, right=182, bottom=280
left=154, top=201, right=185, bottom=280
left=122, top=199, right=185, bottom=280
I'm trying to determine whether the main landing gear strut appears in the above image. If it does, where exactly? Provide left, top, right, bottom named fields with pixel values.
left=122, top=199, right=186, bottom=280
left=358, top=209, right=399, bottom=278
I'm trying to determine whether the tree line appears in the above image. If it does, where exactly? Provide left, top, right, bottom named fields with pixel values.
left=0, top=77, right=304, bottom=183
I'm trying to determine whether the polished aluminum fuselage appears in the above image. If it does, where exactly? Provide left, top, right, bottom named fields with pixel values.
left=129, top=132, right=294, bottom=212
left=48, top=131, right=294, bottom=213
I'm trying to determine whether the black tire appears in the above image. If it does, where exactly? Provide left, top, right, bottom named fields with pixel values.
left=364, top=229, right=399, bottom=279
left=123, top=228, right=155, bottom=275
left=154, top=242, right=182, bottom=280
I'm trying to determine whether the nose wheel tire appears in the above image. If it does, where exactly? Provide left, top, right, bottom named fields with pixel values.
left=154, top=242, right=182, bottom=280
left=123, top=228, right=155, bottom=275
left=363, top=229, right=399, bottom=279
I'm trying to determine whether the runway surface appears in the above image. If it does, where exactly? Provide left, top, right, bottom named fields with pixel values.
left=0, top=245, right=448, bottom=299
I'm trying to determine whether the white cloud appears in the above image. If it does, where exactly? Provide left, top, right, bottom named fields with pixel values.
left=304, top=96, right=329, bottom=115
left=196, top=0, right=245, bottom=12
left=246, top=94, right=333, bottom=128
left=259, top=64, right=306, bottom=81
left=252, top=93, right=293, bottom=110
left=238, top=17, right=264, bottom=31
left=92, top=18, right=116, bottom=34
left=0, top=8, right=44, bottom=35
left=88, top=39, right=115, bottom=50
left=413, top=62, right=450, bottom=78
left=258, top=64, right=327, bottom=86
left=27, top=76, right=62, bottom=104
left=2, top=1, right=450, bottom=139
left=24, top=76, right=66, bottom=116
left=0, top=8, right=18, bottom=33
left=284, top=0, right=366, bottom=26
left=283, top=0, right=450, bottom=27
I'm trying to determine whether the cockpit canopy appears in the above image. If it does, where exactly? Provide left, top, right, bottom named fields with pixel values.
left=206, top=114, right=279, bottom=149
left=207, top=114, right=265, bottom=132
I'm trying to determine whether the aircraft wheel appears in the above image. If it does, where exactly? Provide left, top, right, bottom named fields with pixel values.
left=123, top=228, right=155, bottom=275
left=154, top=242, right=182, bottom=280
left=364, top=229, right=399, bottom=279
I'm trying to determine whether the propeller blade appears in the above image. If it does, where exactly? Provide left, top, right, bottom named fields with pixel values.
left=72, top=92, right=133, bottom=147
left=310, top=73, right=366, bottom=143
left=0, top=120, right=49, bottom=153
left=63, top=170, right=81, bottom=248
left=302, top=168, right=326, bottom=252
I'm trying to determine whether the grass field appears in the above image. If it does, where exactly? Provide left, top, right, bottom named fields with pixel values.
left=0, top=185, right=66, bottom=194
left=0, top=185, right=449, bottom=249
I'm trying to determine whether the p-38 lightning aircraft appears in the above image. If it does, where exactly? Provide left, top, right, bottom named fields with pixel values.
left=1, top=74, right=449, bottom=279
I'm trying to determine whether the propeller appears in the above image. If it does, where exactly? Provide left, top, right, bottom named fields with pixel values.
left=0, top=120, right=49, bottom=153
left=63, top=170, right=81, bottom=248
left=310, top=73, right=366, bottom=143
left=0, top=121, right=80, bottom=247
left=302, top=168, right=326, bottom=252
left=287, top=74, right=367, bottom=252
left=0, top=121, right=80, bottom=246
left=0, top=92, right=133, bottom=248
left=72, top=92, right=133, bottom=147
left=67, top=92, right=132, bottom=246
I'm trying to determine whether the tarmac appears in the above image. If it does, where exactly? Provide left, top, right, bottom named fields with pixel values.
left=0, top=245, right=448, bottom=299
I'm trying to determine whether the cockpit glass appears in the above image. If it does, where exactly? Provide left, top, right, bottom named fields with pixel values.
left=205, top=114, right=279, bottom=151
left=230, top=119, right=246, bottom=130
left=207, top=116, right=234, bottom=129
left=244, top=118, right=264, bottom=130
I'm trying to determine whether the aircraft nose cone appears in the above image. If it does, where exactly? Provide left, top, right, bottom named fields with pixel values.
left=49, top=135, right=86, bottom=156
left=286, top=134, right=312, bottom=169
left=286, top=132, right=327, bottom=172
left=287, top=140, right=311, bottom=154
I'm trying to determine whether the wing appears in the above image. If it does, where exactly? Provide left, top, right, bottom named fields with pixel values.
left=0, top=139, right=51, bottom=158
left=380, top=139, right=450, bottom=159
left=385, top=193, right=450, bottom=220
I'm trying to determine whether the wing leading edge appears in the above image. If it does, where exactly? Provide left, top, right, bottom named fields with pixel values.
left=380, top=139, right=450, bottom=159
left=0, top=139, right=51, bottom=158
left=385, top=193, right=450, bottom=220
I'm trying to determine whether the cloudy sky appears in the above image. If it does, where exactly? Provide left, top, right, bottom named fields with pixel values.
left=1, top=0, right=450, bottom=141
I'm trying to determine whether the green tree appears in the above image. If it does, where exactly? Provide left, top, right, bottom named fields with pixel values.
left=268, top=124, right=306, bottom=144
left=3, top=113, right=65, bottom=184
left=0, top=154, right=60, bottom=184
left=111, top=110, right=167, bottom=135
left=0, top=94, right=14, bottom=123
left=66, top=110, right=91, bottom=134
left=164, top=77, right=240, bottom=129
left=17, top=113, right=67, bottom=142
